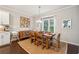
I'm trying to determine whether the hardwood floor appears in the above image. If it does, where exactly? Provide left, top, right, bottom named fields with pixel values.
left=0, top=40, right=78, bottom=54
left=0, top=41, right=28, bottom=54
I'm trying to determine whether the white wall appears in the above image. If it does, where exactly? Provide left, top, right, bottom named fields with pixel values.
left=33, top=6, right=79, bottom=45
left=29, top=17, right=36, bottom=31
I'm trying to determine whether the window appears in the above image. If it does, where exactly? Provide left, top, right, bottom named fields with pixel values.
left=42, top=17, right=55, bottom=32
left=49, top=19, right=54, bottom=32
left=44, top=20, right=48, bottom=32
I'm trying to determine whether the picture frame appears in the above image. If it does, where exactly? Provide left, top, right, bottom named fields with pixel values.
left=63, top=19, right=72, bottom=29
left=20, top=16, right=30, bottom=28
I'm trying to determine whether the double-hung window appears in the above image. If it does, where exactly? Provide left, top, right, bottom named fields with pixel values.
left=42, top=16, right=55, bottom=32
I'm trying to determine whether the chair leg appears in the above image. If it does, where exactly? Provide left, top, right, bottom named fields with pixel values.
left=42, top=46, right=45, bottom=49
left=46, top=39, right=49, bottom=49
left=31, top=39, right=33, bottom=43
left=58, top=42, right=60, bottom=48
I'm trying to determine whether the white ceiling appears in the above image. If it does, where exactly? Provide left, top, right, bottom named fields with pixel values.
left=1, top=5, right=70, bottom=17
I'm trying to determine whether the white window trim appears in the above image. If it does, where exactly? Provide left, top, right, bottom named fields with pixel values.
left=42, top=16, right=55, bottom=33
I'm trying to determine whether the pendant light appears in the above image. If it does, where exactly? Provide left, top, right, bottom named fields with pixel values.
left=36, top=6, right=42, bottom=23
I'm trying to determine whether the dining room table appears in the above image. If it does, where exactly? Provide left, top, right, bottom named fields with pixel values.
left=43, top=32, right=56, bottom=49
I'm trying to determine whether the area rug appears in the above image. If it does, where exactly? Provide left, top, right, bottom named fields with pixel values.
left=18, top=39, right=67, bottom=54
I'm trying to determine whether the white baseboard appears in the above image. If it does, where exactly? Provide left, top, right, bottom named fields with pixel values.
left=61, top=40, right=79, bottom=46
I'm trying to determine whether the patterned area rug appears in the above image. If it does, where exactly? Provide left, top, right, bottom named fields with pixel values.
left=18, top=39, right=67, bottom=54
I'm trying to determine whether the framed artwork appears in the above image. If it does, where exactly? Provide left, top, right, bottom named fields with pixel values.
left=63, top=19, right=71, bottom=29
left=20, top=16, right=30, bottom=28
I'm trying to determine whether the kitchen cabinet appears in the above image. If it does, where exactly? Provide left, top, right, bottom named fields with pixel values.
left=0, top=10, right=9, bottom=25
left=0, top=32, right=10, bottom=46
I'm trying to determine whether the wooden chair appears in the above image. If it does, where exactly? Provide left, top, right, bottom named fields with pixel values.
left=29, top=31, right=36, bottom=43
left=34, top=32, right=43, bottom=46
left=42, top=34, right=53, bottom=49
left=48, top=34, right=56, bottom=47
left=42, top=36, right=49, bottom=49
left=56, top=33, right=61, bottom=48
left=53, top=33, right=61, bottom=49
left=18, top=31, right=26, bottom=40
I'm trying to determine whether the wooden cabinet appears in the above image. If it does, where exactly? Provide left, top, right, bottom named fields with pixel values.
left=0, top=10, right=9, bottom=25
left=0, top=32, right=10, bottom=46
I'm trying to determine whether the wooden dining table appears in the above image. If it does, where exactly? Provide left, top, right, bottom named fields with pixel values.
left=43, top=33, right=56, bottom=49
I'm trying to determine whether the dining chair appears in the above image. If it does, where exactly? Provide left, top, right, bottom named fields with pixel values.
left=18, top=31, right=26, bottom=40
left=42, top=35, right=49, bottom=49
left=42, top=33, right=53, bottom=49
left=52, top=33, right=61, bottom=49
left=29, top=31, right=36, bottom=43
left=56, top=33, right=61, bottom=48
left=49, top=34, right=56, bottom=47
left=34, top=32, right=43, bottom=46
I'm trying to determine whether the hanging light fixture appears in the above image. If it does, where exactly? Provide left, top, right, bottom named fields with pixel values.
left=38, top=6, right=41, bottom=18
left=36, top=6, right=42, bottom=23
